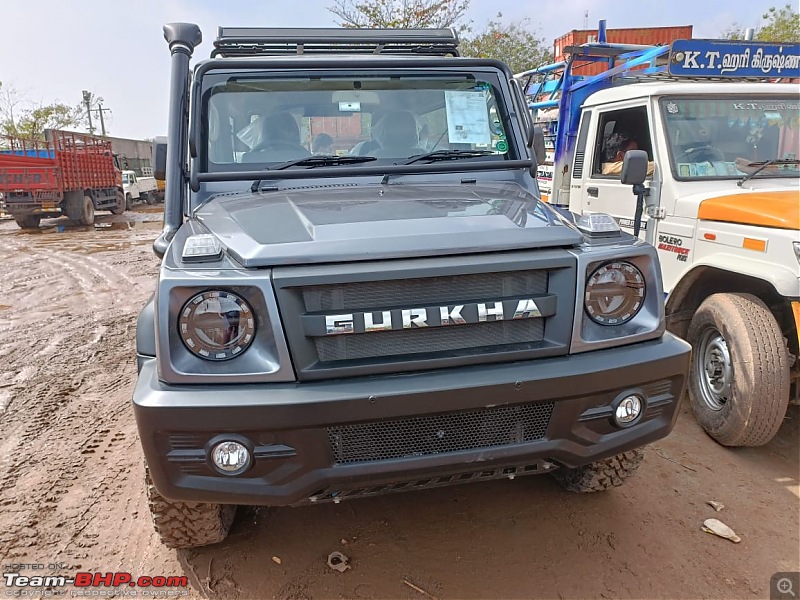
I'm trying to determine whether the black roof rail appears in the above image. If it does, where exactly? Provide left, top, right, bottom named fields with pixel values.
left=212, top=27, right=460, bottom=58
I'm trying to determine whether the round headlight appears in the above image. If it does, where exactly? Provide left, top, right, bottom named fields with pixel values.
left=584, top=261, right=646, bottom=325
left=178, top=290, right=256, bottom=360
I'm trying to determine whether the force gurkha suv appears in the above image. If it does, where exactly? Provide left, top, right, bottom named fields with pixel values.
left=133, top=23, right=691, bottom=548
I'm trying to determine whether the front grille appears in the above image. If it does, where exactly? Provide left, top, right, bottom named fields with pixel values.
left=316, top=318, right=544, bottom=362
left=328, top=401, right=554, bottom=464
left=303, top=269, right=549, bottom=365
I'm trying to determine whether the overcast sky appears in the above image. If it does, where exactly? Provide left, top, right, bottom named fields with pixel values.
left=0, top=0, right=775, bottom=140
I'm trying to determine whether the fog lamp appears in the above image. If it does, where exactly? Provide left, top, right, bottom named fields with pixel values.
left=211, top=440, right=251, bottom=475
left=614, top=395, right=643, bottom=427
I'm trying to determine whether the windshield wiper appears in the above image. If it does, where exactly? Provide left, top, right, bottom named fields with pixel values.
left=737, top=158, right=800, bottom=187
left=402, top=149, right=497, bottom=165
left=251, top=155, right=377, bottom=191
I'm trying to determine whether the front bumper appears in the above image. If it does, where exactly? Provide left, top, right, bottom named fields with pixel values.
left=134, top=333, right=690, bottom=506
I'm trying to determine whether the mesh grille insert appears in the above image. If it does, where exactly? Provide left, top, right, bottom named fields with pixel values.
left=315, top=318, right=544, bottom=362
left=302, top=270, right=548, bottom=312
left=328, top=402, right=554, bottom=464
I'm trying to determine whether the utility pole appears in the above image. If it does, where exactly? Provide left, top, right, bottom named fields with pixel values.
left=92, top=104, right=112, bottom=137
left=82, top=90, right=94, bottom=135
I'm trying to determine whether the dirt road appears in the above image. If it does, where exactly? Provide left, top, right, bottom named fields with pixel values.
left=0, top=209, right=797, bottom=599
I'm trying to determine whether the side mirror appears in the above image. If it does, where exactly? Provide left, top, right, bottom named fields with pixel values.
left=620, top=150, right=648, bottom=185
left=532, top=126, right=546, bottom=167
left=152, top=136, right=167, bottom=181
left=527, top=126, right=546, bottom=177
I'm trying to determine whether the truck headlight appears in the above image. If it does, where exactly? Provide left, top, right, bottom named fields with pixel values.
left=178, top=290, right=256, bottom=360
left=584, top=261, right=646, bottom=325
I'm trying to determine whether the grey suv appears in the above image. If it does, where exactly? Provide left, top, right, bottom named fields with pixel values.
left=134, top=23, right=691, bottom=548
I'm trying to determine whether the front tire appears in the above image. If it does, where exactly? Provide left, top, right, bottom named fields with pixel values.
left=552, top=449, right=644, bottom=492
left=125, top=193, right=133, bottom=211
left=145, top=465, right=236, bottom=549
left=110, top=190, right=126, bottom=215
left=687, top=293, right=790, bottom=447
left=78, top=195, right=95, bottom=226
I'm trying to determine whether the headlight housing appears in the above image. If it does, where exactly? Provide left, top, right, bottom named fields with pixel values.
left=178, top=290, right=256, bottom=360
left=584, top=261, right=646, bottom=325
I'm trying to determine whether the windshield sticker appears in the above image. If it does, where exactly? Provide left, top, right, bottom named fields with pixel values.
left=444, top=91, right=492, bottom=145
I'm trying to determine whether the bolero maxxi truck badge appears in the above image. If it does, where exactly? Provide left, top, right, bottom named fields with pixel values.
left=133, top=23, right=691, bottom=548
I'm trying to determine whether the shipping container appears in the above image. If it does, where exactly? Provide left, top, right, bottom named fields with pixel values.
left=554, top=26, right=693, bottom=76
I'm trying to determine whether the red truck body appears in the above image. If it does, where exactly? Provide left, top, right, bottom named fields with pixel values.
left=0, top=129, right=123, bottom=227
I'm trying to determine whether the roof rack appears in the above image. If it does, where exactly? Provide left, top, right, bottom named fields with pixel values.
left=212, top=27, right=460, bottom=58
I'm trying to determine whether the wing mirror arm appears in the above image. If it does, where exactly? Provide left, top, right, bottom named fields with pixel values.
left=620, top=150, right=650, bottom=237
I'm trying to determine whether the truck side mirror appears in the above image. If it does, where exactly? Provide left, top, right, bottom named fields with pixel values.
left=527, top=126, right=546, bottom=177
left=152, top=137, right=167, bottom=181
left=620, top=150, right=648, bottom=185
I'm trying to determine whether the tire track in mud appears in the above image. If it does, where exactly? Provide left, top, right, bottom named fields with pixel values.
left=0, top=217, right=170, bottom=572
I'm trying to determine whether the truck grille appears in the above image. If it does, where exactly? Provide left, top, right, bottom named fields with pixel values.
left=272, top=254, right=575, bottom=379
left=328, top=401, right=554, bottom=464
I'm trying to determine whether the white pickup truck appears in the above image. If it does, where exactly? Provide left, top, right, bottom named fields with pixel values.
left=518, top=36, right=800, bottom=448
left=122, top=170, right=159, bottom=209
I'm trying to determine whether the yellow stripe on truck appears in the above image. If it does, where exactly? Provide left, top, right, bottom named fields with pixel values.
left=698, top=191, right=800, bottom=230
left=793, top=302, right=800, bottom=351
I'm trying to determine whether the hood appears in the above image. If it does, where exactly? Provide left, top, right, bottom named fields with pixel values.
left=698, top=190, right=800, bottom=230
left=194, top=182, right=581, bottom=267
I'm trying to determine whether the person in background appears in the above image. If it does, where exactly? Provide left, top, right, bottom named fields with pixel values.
left=602, top=131, right=654, bottom=176
left=312, top=133, right=334, bottom=155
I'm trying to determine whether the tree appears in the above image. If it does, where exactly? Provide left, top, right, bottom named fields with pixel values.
left=328, top=0, right=470, bottom=29
left=460, top=14, right=552, bottom=74
left=0, top=81, right=25, bottom=137
left=758, top=4, right=800, bottom=42
left=14, top=103, right=84, bottom=141
left=0, top=81, right=85, bottom=141
left=720, top=4, right=799, bottom=42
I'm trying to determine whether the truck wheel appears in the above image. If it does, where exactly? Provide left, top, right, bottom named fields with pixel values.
left=110, top=190, right=126, bottom=215
left=145, top=465, right=236, bottom=549
left=78, top=195, right=95, bottom=226
left=125, top=193, right=133, bottom=211
left=14, top=215, right=41, bottom=229
left=552, top=449, right=644, bottom=492
left=144, top=192, right=155, bottom=206
left=687, top=293, right=790, bottom=447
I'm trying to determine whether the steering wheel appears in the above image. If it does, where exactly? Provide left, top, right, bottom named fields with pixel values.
left=678, top=144, right=725, bottom=163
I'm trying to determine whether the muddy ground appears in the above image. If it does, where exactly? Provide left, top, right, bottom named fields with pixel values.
left=0, top=207, right=797, bottom=600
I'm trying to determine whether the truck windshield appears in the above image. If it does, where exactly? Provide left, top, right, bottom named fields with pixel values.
left=660, top=96, right=800, bottom=180
left=202, top=73, right=513, bottom=171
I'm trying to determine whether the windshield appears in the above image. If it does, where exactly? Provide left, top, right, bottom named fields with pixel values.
left=203, top=73, right=513, bottom=171
left=122, top=173, right=132, bottom=184
left=660, top=96, right=800, bottom=180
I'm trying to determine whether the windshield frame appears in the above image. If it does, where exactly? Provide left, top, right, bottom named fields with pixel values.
left=658, top=94, right=800, bottom=183
left=189, top=58, right=532, bottom=192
